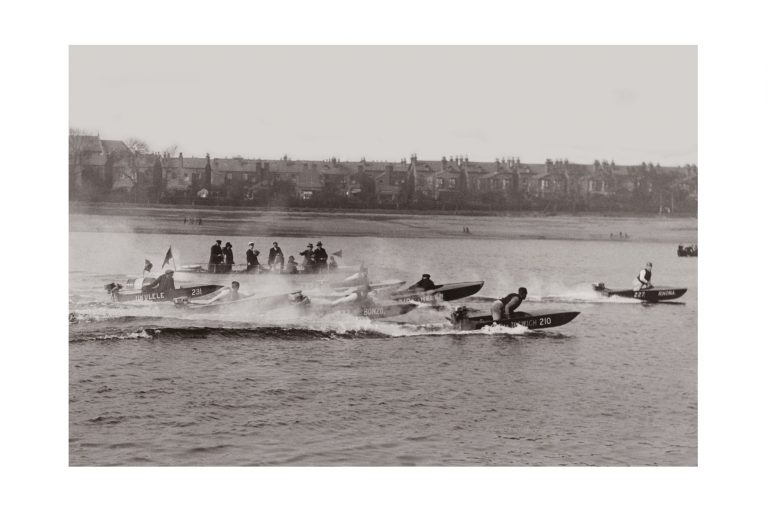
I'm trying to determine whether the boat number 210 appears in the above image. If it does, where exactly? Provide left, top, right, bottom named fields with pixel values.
left=190, top=288, right=203, bottom=296
left=539, top=317, right=552, bottom=326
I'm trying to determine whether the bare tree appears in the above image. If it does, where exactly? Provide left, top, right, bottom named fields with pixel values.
left=162, top=144, right=178, bottom=157
left=126, top=137, right=151, bottom=154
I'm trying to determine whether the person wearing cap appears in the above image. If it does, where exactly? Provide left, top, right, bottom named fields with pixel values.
left=223, top=242, right=235, bottom=272
left=313, top=241, right=328, bottom=273
left=633, top=262, right=653, bottom=291
left=246, top=242, right=260, bottom=272
left=150, top=269, right=176, bottom=295
left=268, top=241, right=284, bottom=272
left=209, top=240, right=224, bottom=273
left=299, top=243, right=315, bottom=273
left=491, top=287, right=528, bottom=322
left=408, top=273, right=436, bottom=291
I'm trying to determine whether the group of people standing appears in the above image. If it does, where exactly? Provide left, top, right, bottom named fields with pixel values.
left=208, top=239, right=338, bottom=274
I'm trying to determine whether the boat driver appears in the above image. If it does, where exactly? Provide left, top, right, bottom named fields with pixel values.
left=229, top=281, right=240, bottom=301
left=491, top=287, right=527, bottom=322
left=148, top=269, right=176, bottom=294
left=633, top=262, right=653, bottom=291
left=408, top=273, right=436, bottom=291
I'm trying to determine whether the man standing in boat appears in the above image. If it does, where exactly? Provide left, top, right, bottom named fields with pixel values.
left=633, top=262, right=653, bottom=291
left=313, top=241, right=328, bottom=273
left=491, top=287, right=527, bottom=322
left=246, top=242, right=260, bottom=272
left=209, top=240, right=224, bottom=273
left=300, top=243, right=315, bottom=273
left=223, top=242, right=234, bottom=272
left=268, top=241, right=284, bottom=272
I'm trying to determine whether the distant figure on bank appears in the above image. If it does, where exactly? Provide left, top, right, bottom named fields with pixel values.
left=491, top=287, right=527, bottom=322
left=285, top=255, right=299, bottom=274
left=246, top=242, right=260, bottom=271
left=408, top=273, right=436, bottom=291
left=300, top=243, right=314, bottom=272
left=268, top=241, right=284, bottom=271
left=313, top=241, right=328, bottom=272
left=223, top=242, right=234, bottom=271
left=229, top=281, right=240, bottom=301
left=633, top=262, right=653, bottom=291
left=209, top=240, right=224, bottom=273
left=328, top=256, right=338, bottom=271
left=198, top=218, right=202, bottom=225
left=183, top=217, right=187, bottom=224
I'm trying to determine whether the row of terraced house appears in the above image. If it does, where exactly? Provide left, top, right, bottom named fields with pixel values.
left=70, top=134, right=698, bottom=212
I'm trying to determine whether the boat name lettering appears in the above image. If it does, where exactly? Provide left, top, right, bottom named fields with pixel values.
left=362, top=307, right=384, bottom=316
left=657, top=290, right=675, bottom=296
left=139, top=292, right=165, bottom=301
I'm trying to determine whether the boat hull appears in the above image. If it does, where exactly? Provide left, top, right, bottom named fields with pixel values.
left=111, top=284, right=224, bottom=303
left=315, top=302, right=418, bottom=319
left=453, top=310, right=580, bottom=331
left=387, top=281, right=485, bottom=303
left=594, top=285, right=687, bottom=301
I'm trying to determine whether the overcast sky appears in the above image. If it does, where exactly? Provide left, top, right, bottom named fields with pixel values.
left=70, top=46, right=697, bottom=165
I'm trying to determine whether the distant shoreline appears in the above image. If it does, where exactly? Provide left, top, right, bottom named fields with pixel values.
left=69, top=201, right=697, bottom=220
left=69, top=202, right=698, bottom=244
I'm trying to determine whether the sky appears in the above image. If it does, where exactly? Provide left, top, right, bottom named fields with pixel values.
left=70, top=46, right=697, bottom=165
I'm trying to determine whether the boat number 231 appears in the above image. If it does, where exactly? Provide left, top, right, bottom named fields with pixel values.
left=190, top=288, right=203, bottom=296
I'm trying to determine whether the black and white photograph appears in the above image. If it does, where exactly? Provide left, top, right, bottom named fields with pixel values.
left=6, top=1, right=768, bottom=510
left=68, top=45, right=697, bottom=466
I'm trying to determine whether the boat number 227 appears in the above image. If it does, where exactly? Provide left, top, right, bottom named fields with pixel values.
left=190, top=288, right=203, bottom=296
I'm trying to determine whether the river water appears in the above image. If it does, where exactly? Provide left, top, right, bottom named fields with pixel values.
left=69, top=215, right=697, bottom=465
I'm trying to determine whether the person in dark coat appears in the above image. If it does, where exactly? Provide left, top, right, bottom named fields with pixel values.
left=313, top=241, right=328, bottom=272
left=268, top=242, right=284, bottom=271
left=408, top=274, right=436, bottom=291
left=209, top=240, right=224, bottom=273
left=246, top=242, right=260, bottom=272
left=148, top=269, right=176, bottom=296
left=223, top=242, right=234, bottom=272
left=299, top=243, right=315, bottom=273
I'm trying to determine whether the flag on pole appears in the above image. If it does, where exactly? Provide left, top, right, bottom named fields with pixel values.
left=143, top=259, right=153, bottom=273
left=332, top=250, right=343, bottom=258
left=162, top=246, right=174, bottom=269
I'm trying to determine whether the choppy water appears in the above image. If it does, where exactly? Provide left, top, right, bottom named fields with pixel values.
left=69, top=216, right=697, bottom=465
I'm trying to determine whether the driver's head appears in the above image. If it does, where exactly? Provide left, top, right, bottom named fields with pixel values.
left=518, top=287, right=528, bottom=298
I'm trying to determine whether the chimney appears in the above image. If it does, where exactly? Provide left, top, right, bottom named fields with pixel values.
left=179, top=152, right=184, bottom=168
left=410, top=153, right=417, bottom=166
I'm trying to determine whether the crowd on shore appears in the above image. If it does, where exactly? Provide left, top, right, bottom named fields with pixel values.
left=206, top=239, right=339, bottom=274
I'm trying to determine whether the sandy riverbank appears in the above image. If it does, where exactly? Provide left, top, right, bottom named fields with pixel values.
left=69, top=203, right=697, bottom=243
